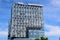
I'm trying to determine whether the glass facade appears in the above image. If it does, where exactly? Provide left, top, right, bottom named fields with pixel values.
left=29, top=30, right=41, bottom=38
left=8, top=2, right=44, bottom=40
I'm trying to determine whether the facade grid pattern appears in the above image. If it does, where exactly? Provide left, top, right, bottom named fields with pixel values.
left=8, top=3, right=44, bottom=40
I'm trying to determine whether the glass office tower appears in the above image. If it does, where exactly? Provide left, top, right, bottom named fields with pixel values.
left=8, top=2, right=44, bottom=40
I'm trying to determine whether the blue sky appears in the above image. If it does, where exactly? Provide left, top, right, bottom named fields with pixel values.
left=0, top=0, right=60, bottom=40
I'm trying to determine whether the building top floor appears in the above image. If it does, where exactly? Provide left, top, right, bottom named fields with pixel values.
left=13, top=2, right=43, bottom=7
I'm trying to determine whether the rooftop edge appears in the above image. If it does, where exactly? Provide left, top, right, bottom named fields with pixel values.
left=16, top=2, right=43, bottom=6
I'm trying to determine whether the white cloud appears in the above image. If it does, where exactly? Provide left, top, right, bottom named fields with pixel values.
left=0, top=23, right=8, bottom=31
left=44, top=6, right=60, bottom=22
left=45, top=24, right=60, bottom=36
left=0, top=31, right=8, bottom=36
left=50, top=0, right=60, bottom=7
left=43, top=0, right=60, bottom=22
left=0, top=23, right=8, bottom=36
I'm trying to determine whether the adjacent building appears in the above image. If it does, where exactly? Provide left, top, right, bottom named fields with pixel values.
left=8, top=2, right=44, bottom=40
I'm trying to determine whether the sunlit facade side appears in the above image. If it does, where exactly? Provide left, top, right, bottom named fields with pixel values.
left=8, top=2, right=44, bottom=40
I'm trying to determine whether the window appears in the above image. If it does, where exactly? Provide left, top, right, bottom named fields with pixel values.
left=29, top=30, right=40, bottom=38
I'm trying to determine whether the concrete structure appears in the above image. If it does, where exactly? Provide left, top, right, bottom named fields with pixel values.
left=8, top=2, right=44, bottom=40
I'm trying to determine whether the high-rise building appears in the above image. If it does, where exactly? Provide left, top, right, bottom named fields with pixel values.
left=59, top=37, right=60, bottom=40
left=8, top=2, right=44, bottom=40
